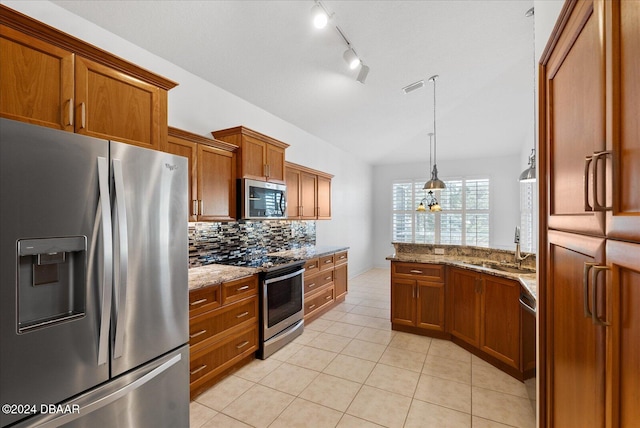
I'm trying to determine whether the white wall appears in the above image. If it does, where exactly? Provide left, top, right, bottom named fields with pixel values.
left=372, top=154, right=522, bottom=267
left=5, top=0, right=375, bottom=277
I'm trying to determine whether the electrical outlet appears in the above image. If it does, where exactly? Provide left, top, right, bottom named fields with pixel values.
left=434, top=248, right=445, bottom=255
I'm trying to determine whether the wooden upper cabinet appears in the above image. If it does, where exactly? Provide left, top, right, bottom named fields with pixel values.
left=75, top=56, right=161, bottom=150
left=607, top=0, right=640, bottom=242
left=0, top=5, right=177, bottom=149
left=167, top=127, right=238, bottom=222
left=541, top=0, right=606, bottom=236
left=317, top=175, right=332, bottom=219
left=285, top=161, right=333, bottom=220
left=0, top=25, right=74, bottom=131
left=211, top=126, right=289, bottom=183
left=198, top=144, right=236, bottom=221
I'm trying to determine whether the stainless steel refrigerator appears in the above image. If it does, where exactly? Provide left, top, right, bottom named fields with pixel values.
left=0, top=118, right=189, bottom=427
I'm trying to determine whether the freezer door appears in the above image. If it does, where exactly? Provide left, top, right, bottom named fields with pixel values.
left=109, top=141, right=188, bottom=377
left=10, top=345, right=189, bottom=428
left=0, top=119, right=110, bottom=427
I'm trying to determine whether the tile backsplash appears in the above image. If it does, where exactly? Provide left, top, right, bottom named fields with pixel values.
left=188, top=221, right=316, bottom=267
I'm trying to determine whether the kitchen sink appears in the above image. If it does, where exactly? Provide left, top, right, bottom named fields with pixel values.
left=464, top=261, right=534, bottom=275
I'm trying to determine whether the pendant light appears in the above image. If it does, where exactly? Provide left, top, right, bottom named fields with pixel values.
left=519, top=149, right=536, bottom=182
left=519, top=7, right=537, bottom=182
left=424, top=75, right=446, bottom=190
left=417, top=133, right=442, bottom=212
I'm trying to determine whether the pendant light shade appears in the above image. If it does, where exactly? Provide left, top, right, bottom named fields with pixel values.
left=519, top=149, right=536, bottom=182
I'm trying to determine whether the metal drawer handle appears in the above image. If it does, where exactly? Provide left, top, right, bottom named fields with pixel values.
left=325, top=276, right=332, bottom=281
left=325, top=260, right=332, bottom=264
left=584, top=155, right=593, bottom=211
left=308, top=304, right=316, bottom=309
left=592, top=151, right=612, bottom=211
left=591, top=265, right=611, bottom=326
left=410, top=270, right=423, bottom=274
left=189, top=330, right=207, bottom=339
left=583, top=262, right=596, bottom=318
left=190, top=298, right=208, bottom=306
left=325, top=295, right=332, bottom=300
left=236, top=311, right=249, bottom=318
left=190, top=365, right=207, bottom=376
left=308, top=283, right=316, bottom=288
left=236, top=341, right=249, bottom=349
left=340, top=255, right=346, bottom=259
left=236, top=285, right=250, bottom=291
left=308, top=264, right=316, bottom=269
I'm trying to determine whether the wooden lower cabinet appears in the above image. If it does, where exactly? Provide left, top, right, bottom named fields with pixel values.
left=303, top=251, right=348, bottom=322
left=391, top=262, right=445, bottom=335
left=188, top=275, right=258, bottom=400
left=392, top=262, right=533, bottom=380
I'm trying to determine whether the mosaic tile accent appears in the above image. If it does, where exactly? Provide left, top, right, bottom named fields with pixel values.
left=189, top=220, right=316, bottom=267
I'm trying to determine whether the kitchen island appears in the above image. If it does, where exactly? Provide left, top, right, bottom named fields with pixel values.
left=387, top=243, right=536, bottom=381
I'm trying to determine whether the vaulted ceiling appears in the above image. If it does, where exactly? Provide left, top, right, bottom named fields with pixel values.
left=52, top=0, right=535, bottom=165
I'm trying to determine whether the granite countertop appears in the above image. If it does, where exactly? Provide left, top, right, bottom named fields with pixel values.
left=188, top=246, right=349, bottom=291
left=387, top=253, right=537, bottom=301
left=269, top=245, right=349, bottom=260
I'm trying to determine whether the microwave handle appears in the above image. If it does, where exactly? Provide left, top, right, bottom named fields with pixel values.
left=279, top=192, right=286, bottom=215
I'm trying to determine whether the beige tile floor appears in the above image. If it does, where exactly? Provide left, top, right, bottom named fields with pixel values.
left=190, top=268, right=536, bottom=428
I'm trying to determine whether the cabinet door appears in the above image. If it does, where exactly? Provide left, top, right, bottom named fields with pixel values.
left=198, top=144, right=236, bottom=221
left=334, top=263, right=348, bottom=300
left=542, top=0, right=606, bottom=236
left=449, top=268, right=480, bottom=347
left=391, top=278, right=415, bottom=327
left=546, top=230, right=605, bottom=428
left=300, top=171, right=318, bottom=219
left=240, top=135, right=266, bottom=180
left=317, top=175, right=332, bottom=219
left=605, top=240, right=640, bottom=427
left=285, top=167, right=301, bottom=219
left=0, top=25, right=74, bottom=131
left=607, top=0, right=640, bottom=242
left=480, top=275, right=520, bottom=368
left=75, top=56, right=161, bottom=150
left=265, top=143, right=285, bottom=182
left=166, top=135, right=198, bottom=221
left=416, top=280, right=445, bottom=332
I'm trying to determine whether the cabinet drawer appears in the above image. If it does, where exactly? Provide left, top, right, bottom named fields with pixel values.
left=189, top=327, right=257, bottom=384
left=319, top=254, right=335, bottom=271
left=304, top=271, right=333, bottom=295
left=335, top=251, right=348, bottom=266
left=305, top=285, right=334, bottom=316
left=189, top=296, right=257, bottom=348
left=393, top=262, right=444, bottom=282
left=189, top=284, right=221, bottom=316
left=222, top=275, right=258, bottom=305
left=304, top=258, right=319, bottom=277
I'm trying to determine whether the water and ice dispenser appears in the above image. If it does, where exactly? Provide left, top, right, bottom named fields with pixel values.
left=17, top=237, right=87, bottom=333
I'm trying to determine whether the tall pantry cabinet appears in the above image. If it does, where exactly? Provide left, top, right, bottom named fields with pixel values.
left=538, top=1, right=640, bottom=427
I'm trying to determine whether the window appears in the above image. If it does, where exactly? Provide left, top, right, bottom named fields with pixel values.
left=519, top=181, right=535, bottom=252
left=392, top=177, right=490, bottom=246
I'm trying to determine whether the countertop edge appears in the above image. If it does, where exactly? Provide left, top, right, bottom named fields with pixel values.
left=387, top=254, right=537, bottom=301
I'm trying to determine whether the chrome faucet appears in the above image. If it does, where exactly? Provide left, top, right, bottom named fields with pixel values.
left=514, top=226, right=531, bottom=268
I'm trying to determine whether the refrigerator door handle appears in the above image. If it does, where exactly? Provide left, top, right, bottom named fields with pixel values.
left=112, top=159, right=129, bottom=359
left=96, top=157, right=113, bottom=366
left=17, top=353, right=182, bottom=428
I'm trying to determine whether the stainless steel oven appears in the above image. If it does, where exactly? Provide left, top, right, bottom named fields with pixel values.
left=259, top=262, right=305, bottom=359
left=241, top=178, right=287, bottom=219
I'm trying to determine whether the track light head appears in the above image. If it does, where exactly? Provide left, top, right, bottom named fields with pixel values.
left=402, top=80, right=425, bottom=94
left=311, top=4, right=328, bottom=28
left=343, top=48, right=360, bottom=70
left=357, top=64, right=370, bottom=84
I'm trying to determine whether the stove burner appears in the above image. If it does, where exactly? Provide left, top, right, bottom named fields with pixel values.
left=217, top=255, right=299, bottom=269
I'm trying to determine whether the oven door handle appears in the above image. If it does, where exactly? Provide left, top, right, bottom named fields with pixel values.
left=264, top=268, right=306, bottom=285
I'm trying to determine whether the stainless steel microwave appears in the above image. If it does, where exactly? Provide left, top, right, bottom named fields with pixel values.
left=240, top=178, right=287, bottom=219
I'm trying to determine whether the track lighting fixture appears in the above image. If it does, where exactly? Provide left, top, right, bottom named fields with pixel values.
left=310, top=1, right=370, bottom=84
left=311, top=2, right=329, bottom=29
left=343, top=47, right=360, bottom=69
